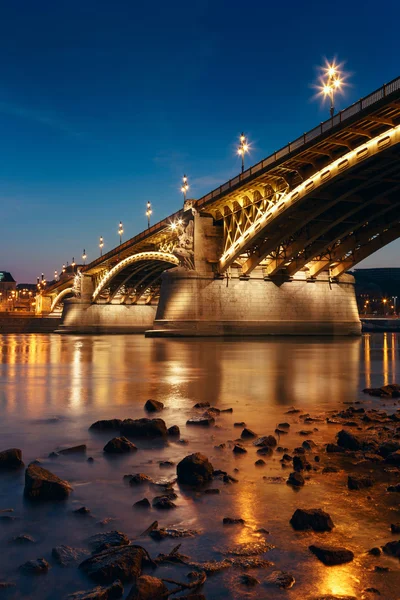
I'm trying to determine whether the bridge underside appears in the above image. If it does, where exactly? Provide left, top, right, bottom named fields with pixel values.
left=236, top=144, right=400, bottom=279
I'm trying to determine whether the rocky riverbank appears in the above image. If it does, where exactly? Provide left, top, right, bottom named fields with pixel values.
left=0, top=386, right=400, bottom=599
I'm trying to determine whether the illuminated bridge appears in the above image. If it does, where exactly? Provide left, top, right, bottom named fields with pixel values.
left=40, top=76, right=400, bottom=335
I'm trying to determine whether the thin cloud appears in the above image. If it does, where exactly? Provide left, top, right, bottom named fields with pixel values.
left=0, top=102, right=82, bottom=137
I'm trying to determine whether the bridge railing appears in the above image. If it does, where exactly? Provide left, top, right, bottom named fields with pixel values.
left=197, top=75, right=400, bottom=208
left=84, top=208, right=184, bottom=272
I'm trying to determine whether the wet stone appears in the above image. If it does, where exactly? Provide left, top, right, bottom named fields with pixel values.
left=120, top=418, right=167, bottom=438
left=287, top=472, right=305, bottom=487
left=337, top=429, right=362, bottom=450
left=127, top=473, right=153, bottom=486
left=177, top=453, right=214, bottom=486
left=74, top=506, right=91, bottom=515
left=368, top=547, right=381, bottom=556
left=387, top=483, right=400, bottom=492
left=348, top=475, right=375, bottom=490
left=126, top=575, right=168, bottom=600
left=11, top=534, right=36, bottom=544
left=52, top=545, right=88, bottom=566
left=326, top=443, right=345, bottom=453
left=59, top=444, right=87, bottom=455
left=241, top=428, right=257, bottom=439
left=151, top=496, right=176, bottom=509
left=233, top=443, right=247, bottom=454
left=159, top=460, right=174, bottom=468
left=103, top=437, right=137, bottom=454
left=309, top=544, right=354, bottom=565
left=255, top=459, right=266, bottom=466
left=88, top=531, right=130, bottom=554
left=133, top=498, right=151, bottom=509
left=256, top=446, right=273, bottom=456
left=253, top=435, right=277, bottom=448
left=223, top=517, right=245, bottom=525
left=193, top=402, right=210, bottom=408
left=144, top=399, right=164, bottom=412
left=234, top=422, right=246, bottom=427
left=290, top=508, right=334, bottom=531
left=266, top=570, right=295, bottom=589
left=66, top=580, right=124, bottom=600
left=293, top=455, right=311, bottom=472
left=24, top=464, right=72, bottom=501
left=240, top=574, right=259, bottom=586
left=391, top=523, right=400, bottom=533
left=382, top=540, right=400, bottom=558
left=79, top=545, right=146, bottom=584
left=0, top=448, right=24, bottom=469
left=89, top=419, right=122, bottom=431
left=19, top=558, right=50, bottom=575
left=167, top=425, right=180, bottom=437
left=186, top=416, right=215, bottom=426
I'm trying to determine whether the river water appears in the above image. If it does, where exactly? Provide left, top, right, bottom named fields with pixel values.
left=0, top=333, right=399, bottom=599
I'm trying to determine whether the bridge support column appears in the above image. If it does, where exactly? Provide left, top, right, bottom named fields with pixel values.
left=35, top=295, right=52, bottom=315
left=147, top=270, right=361, bottom=336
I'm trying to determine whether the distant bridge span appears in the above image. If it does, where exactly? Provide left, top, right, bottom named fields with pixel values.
left=40, top=76, right=400, bottom=336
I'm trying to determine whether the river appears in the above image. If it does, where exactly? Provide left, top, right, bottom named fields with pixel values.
left=0, top=333, right=399, bottom=599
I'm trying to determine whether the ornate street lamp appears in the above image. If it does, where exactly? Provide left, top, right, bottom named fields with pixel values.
left=118, top=221, right=124, bottom=245
left=181, top=175, right=189, bottom=201
left=99, top=236, right=104, bottom=256
left=82, top=249, right=87, bottom=265
left=237, top=132, right=249, bottom=173
left=146, top=201, right=152, bottom=228
left=321, top=62, right=343, bottom=118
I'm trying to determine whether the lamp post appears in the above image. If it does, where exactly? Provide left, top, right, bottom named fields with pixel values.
left=382, top=298, right=388, bottom=316
left=118, top=221, right=124, bottom=245
left=237, top=132, right=249, bottom=173
left=54, top=270, right=58, bottom=281
left=392, top=296, right=398, bottom=315
left=99, top=236, right=104, bottom=256
left=181, top=175, right=189, bottom=202
left=146, top=202, right=152, bottom=228
left=72, top=257, right=76, bottom=271
left=321, top=63, right=343, bottom=118
left=82, top=249, right=87, bottom=266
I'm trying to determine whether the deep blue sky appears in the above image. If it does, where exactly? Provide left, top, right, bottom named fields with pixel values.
left=1, top=0, right=399, bottom=282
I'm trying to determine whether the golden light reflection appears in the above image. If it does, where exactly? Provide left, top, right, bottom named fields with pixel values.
left=364, top=334, right=371, bottom=389
left=316, top=565, right=358, bottom=598
left=383, top=332, right=389, bottom=386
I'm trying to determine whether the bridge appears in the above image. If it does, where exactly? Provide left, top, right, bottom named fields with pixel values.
left=39, top=76, right=400, bottom=335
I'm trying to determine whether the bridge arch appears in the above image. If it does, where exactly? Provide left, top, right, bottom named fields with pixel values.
left=219, top=125, right=400, bottom=276
left=50, top=287, right=75, bottom=312
left=92, top=251, right=180, bottom=303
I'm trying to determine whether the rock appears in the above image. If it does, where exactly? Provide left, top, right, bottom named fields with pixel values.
left=290, top=508, right=334, bottom=531
left=253, top=435, right=277, bottom=448
left=193, top=402, right=210, bottom=408
left=309, top=544, right=354, bottom=565
left=368, top=547, right=381, bottom=556
left=59, top=445, right=87, bottom=455
left=66, top=580, right=124, bottom=599
left=0, top=448, right=24, bottom=469
left=234, top=422, right=246, bottom=427
left=382, top=540, right=400, bottom=558
left=348, top=475, right=374, bottom=490
left=167, top=425, right=180, bottom=436
left=293, top=455, right=311, bottom=472
left=88, top=531, right=130, bottom=554
left=322, top=466, right=340, bottom=474
left=223, top=517, right=245, bottom=525
left=159, top=460, right=174, bottom=468
left=391, top=523, right=400, bottom=533
left=126, top=575, right=168, bottom=600
left=233, top=443, right=247, bottom=454
left=378, top=441, right=400, bottom=458
left=241, top=428, right=257, bottom=439
left=89, top=419, right=122, bottom=431
left=120, top=418, right=167, bottom=438
left=387, top=483, right=400, bottom=492
left=363, top=384, right=400, bottom=397
left=75, top=506, right=91, bottom=515
left=11, top=534, right=36, bottom=544
left=79, top=545, right=146, bottom=583
left=176, top=453, right=213, bottom=486
left=133, top=498, right=151, bottom=509
left=88, top=457, right=95, bottom=463
left=127, top=473, right=153, bottom=485
left=287, top=472, right=305, bottom=487
left=104, top=437, right=137, bottom=454
left=278, top=422, right=290, bottom=428
left=326, top=443, right=345, bottom=453
left=240, top=574, right=260, bottom=586
left=266, top=570, right=295, bottom=589
left=19, top=558, right=50, bottom=575
left=386, top=450, right=400, bottom=465
left=144, top=399, right=164, bottom=413
left=152, top=496, right=176, bottom=509
left=293, top=446, right=306, bottom=454
left=52, top=545, right=88, bottom=566
left=337, top=430, right=362, bottom=450
left=186, top=416, right=215, bottom=426
left=24, top=464, right=72, bottom=500
left=302, top=440, right=317, bottom=450
left=255, top=459, right=266, bottom=466
left=256, top=446, right=273, bottom=456
left=149, top=527, right=198, bottom=540
left=221, top=408, right=233, bottom=413
left=223, top=473, right=238, bottom=483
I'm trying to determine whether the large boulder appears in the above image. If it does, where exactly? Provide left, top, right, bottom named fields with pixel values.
left=309, top=544, right=354, bottom=565
left=253, top=436, right=277, bottom=448
left=120, top=419, right=167, bottom=438
left=127, top=575, right=168, bottom=599
left=177, top=453, right=214, bottom=486
left=66, top=580, right=124, bottom=599
left=89, top=420, right=122, bottom=431
left=382, top=540, right=400, bottom=558
left=79, top=545, right=145, bottom=583
left=144, top=400, right=164, bottom=413
left=24, top=464, right=72, bottom=501
left=290, top=508, right=334, bottom=532
left=0, top=448, right=24, bottom=469
left=336, top=430, right=361, bottom=451
left=103, top=438, right=137, bottom=454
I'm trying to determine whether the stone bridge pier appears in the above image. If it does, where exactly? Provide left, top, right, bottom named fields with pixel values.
left=148, top=213, right=361, bottom=337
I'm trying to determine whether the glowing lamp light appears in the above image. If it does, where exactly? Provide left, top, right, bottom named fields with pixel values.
left=181, top=175, right=189, bottom=201
left=316, top=58, right=348, bottom=118
left=237, top=132, right=249, bottom=173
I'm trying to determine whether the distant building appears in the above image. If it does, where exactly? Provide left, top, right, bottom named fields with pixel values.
left=0, top=272, right=17, bottom=310
left=352, top=268, right=400, bottom=315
